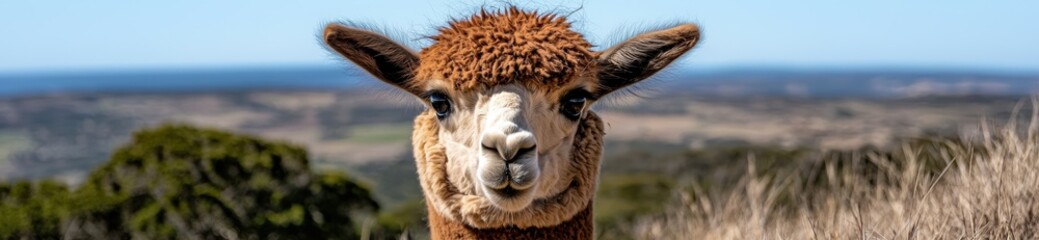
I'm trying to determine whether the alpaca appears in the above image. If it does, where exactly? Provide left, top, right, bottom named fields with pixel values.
left=324, top=8, right=699, bottom=239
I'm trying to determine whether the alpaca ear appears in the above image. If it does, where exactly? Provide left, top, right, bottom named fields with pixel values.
left=324, top=23, right=421, bottom=95
left=597, top=24, right=700, bottom=96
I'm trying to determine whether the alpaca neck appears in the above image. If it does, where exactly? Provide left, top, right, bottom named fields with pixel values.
left=426, top=200, right=594, bottom=240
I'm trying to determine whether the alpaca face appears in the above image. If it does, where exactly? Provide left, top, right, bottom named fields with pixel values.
left=424, top=80, right=596, bottom=211
left=324, top=8, right=700, bottom=216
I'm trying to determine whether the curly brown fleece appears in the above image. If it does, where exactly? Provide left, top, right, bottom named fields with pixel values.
left=412, top=7, right=596, bottom=92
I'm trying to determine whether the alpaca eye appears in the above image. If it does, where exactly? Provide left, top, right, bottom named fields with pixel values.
left=560, top=90, right=589, bottom=120
left=429, top=93, right=452, bottom=119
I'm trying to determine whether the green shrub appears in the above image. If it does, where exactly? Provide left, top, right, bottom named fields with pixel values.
left=1, top=124, right=380, bottom=240
left=0, top=180, right=72, bottom=239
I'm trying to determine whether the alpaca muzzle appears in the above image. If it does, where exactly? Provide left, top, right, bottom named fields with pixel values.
left=475, top=90, right=542, bottom=211
left=477, top=124, right=540, bottom=212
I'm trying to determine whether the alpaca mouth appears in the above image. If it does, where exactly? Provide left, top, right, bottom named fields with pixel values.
left=482, top=163, right=537, bottom=191
left=476, top=154, right=540, bottom=211
left=492, top=186, right=521, bottom=198
left=480, top=167, right=538, bottom=211
left=482, top=181, right=535, bottom=212
left=480, top=157, right=536, bottom=187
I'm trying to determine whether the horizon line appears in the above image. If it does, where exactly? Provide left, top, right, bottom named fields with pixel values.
left=3, top=63, right=1039, bottom=78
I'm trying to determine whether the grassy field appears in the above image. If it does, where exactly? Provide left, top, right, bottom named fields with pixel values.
left=633, top=103, right=1039, bottom=239
left=344, top=123, right=413, bottom=145
left=0, top=130, right=30, bottom=176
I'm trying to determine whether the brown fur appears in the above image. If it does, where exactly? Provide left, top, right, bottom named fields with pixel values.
left=426, top=200, right=594, bottom=240
left=414, top=8, right=595, bottom=92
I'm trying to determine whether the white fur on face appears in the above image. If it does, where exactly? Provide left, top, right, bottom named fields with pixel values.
left=436, top=83, right=585, bottom=212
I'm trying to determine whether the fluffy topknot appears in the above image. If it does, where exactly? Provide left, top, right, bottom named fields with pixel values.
left=416, top=7, right=595, bottom=91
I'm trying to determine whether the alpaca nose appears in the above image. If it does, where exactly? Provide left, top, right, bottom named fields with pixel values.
left=480, top=123, right=537, bottom=163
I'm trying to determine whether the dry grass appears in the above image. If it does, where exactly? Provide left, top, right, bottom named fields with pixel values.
left=635, top=100, right=1039, bottom=239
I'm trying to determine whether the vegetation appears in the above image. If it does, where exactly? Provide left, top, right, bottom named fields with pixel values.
left=344, top=123, right=413, bottom=145
left=634, top=107, right=1039, bottom=239
left=0, top=124, right=381, bottom=239
left=0, top=131, right=30, bottom=166
left=0, top=180, right=72, bottom=239
left=592, top=138, right=969, bottom=238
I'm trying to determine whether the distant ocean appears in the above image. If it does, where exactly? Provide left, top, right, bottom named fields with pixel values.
left=1, top=66, right=1036, bottom=98
left=0, top=66, right=364, bottom=97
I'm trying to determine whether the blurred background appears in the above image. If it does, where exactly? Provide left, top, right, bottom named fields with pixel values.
left=1, top=1, right=1038, bottom=239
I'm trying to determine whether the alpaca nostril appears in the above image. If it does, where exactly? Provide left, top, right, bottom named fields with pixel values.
left=481, top=144, right=506, bottom=162
left=481, top=127, right=537, bottom=162
left=481, top=143, right=536, bottom=163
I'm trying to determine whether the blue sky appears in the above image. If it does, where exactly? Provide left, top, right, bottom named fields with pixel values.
left=2, top=0, right=1038, bottom=73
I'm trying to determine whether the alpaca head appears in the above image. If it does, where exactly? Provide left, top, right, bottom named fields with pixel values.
left=325, top=8, right=699, bottom=213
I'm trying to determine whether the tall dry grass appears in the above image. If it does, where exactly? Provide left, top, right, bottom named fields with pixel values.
left=635, top=100, right=1039, bottom=239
